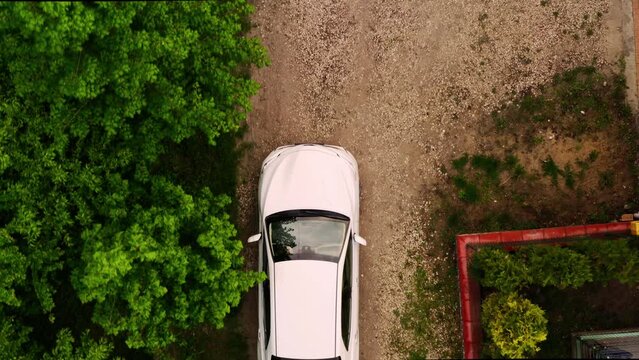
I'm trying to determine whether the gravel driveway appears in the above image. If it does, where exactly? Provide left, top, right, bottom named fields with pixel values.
left=236, top=0, right=624, bottom=358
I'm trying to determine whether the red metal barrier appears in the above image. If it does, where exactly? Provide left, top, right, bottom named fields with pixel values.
left=456, top=221, right=632, bottom=359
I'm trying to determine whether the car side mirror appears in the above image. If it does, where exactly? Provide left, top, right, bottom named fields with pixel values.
left=354, top=234, right=367, bottom=246
left=247, top=233, right=262, bottom=243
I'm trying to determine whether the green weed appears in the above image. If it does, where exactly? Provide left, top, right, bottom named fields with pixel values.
left=492, top=66, right=627, bottom=138
left=492, top=110, right=508, bottom=130
left=598, top=170, right=614, bottom=189
left=471, top=154, right=501, bottom=182
left=576, top=150, right=599, bottom=177
left=541, top=156, right=562, bottom=186
left=453, top=176, right=480, bottom=203
left=563, top=164, right=575, bottom=189
left=452, top=153, right=469, bottom=171
left=520, top=94, right=546, bottom=114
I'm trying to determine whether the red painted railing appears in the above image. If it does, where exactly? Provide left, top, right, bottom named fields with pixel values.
left=456, top=222, right=631, bottom=359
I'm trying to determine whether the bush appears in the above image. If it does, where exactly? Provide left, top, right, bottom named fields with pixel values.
left=472, top=245, right=594, bottom=290
left=0, top=2, right=267, bottom=356
left=519, top=245, right=593, bottom=289
left=471, top=248, right=530, bottom=292
left=481, top=292, right=548, bottom=359
left=573, top=239, right=639, bottom=284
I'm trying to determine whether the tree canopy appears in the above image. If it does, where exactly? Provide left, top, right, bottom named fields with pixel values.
left=0, top=1, right=267, bottom=356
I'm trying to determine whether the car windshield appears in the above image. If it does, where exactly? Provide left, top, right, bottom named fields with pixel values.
left=267, top=212, right=349, bottom=263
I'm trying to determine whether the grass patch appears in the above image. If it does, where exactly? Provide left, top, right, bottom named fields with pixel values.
left=394, top=264, right=461, bottom=360
left=492, top=66, right=632, bottom=146
left=390, top=204, right=464, bottom=359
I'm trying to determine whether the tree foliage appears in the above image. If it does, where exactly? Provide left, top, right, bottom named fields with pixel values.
left=481, top=292, right=547, bottom=359
left=0, top=1, right=266, bottom=355
left=43, top=330, right=113, bottom=360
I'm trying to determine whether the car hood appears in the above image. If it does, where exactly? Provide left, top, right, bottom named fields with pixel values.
left=274, top=260, right=337, bottom=358
left=260, top=147, right=357, bottom=218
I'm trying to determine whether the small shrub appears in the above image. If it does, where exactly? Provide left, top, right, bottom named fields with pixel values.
left=573, top=239, right=639, bottom=284
left=482, top=292, right=548, bottom=359
left=471, top=248, right=530, bottom=292
left=519, top=245, right=593, bottom=289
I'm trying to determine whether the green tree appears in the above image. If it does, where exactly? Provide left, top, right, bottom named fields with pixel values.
left=43, top=330, right=113, bottom=360
left=0, top=1, right=267, bottom=355
left=481, top=292, right=548, bottom=359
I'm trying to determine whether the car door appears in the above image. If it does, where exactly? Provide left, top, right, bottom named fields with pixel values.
left=258, top=233, right=274, bottom=359
left=337, top=233, right=355, bottom=358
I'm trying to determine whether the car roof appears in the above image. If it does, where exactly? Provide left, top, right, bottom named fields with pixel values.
left=273, top=260, right=339, bottom=358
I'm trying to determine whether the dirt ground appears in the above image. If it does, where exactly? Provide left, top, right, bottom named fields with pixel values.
left=235, top=1, right=630, bottom=358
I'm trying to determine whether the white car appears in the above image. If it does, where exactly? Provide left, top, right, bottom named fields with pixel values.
left=248, top=144, right=366, bottom=360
